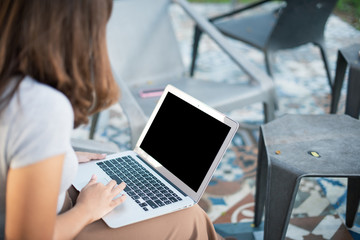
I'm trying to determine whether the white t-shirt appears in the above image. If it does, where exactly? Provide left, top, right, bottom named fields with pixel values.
left=0, top=76, right=78, bottom=235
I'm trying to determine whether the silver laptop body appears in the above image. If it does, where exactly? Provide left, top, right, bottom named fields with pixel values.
left=72, top=85, right=239, bottom=228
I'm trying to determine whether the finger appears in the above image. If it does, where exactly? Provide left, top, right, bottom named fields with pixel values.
left=84, top=174, right=97, bottom=188
left=87, top=153, right=107, bottom=160
left=111, top=194, right=127, bottom=208
left=89, top=174, right=97, bottom=183
left=106, top=179, right=117, bottom=189
left=117, top=182, right=126, bottom=191
left=76, top=152, right=107, bottom=163
left=111, top=182, right=126, bottom=196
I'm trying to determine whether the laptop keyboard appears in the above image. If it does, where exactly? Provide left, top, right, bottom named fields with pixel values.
left=97, top=155, right=182, bottom=211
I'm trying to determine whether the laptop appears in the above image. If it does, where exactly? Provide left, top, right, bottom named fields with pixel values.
left=72, top=85, right=239, bottom=228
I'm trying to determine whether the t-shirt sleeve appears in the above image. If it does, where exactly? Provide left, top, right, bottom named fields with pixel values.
left=8, top=86, right=74, bottom=169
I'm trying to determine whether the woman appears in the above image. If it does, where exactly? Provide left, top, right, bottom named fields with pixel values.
left=0, top=0, right=218, bottom=239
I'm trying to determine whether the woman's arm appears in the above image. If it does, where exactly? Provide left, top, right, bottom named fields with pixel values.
left=6, top=154, right=127, bottom=240
left=6, top=154, right=65, bottom=240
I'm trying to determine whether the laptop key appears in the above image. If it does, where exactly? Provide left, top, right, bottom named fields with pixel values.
left=131, top=195, right=140, bottom=200
left=139, top=203, right=148, bottom=207
left=155, top=200, right=165, bottom=207
left=168, top=197, right=178, bottom=203
left=139, top=193, right=147, bottom=198
left=112, top=176, right=123, bottom=184
left=126, top=191, right=136, bottom=197
left=150, top=196, right=158, bottom=201
left=146, top=200, right=158, bottom=209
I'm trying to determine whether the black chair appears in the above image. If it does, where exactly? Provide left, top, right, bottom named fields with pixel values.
left=344, top=64, right=360, bottom=118
left=330, top=43, right=360, bottom=116
left=190, top=0, right=338, bottom=90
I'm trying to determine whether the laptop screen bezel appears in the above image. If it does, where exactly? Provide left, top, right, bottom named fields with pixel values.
left=134, top=84, right=239, bottom=202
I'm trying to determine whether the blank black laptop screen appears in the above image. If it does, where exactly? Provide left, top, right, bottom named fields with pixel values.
left=140, top=92, right=231, bottom=192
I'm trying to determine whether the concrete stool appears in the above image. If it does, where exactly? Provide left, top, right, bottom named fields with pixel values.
left=253, top=114, right=360, bottom=240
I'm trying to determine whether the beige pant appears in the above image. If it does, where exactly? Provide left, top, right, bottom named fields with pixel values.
left=62, top=187, right=219, bottom=240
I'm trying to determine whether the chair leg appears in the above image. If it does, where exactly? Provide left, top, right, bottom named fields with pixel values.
left=264, top=160, right=301, bottom=240
left=254, top=129, right=268, bottom=227
left=316, top=42, right=333, bottom=90
left=264, top=50, right=274, bottom=77
left=190, top=25, right=203, bottom=77
left=330, top=50, right=347, bottom=114
left=345, top=65, right=360, bottom=118
left=346, top=177, right=360, bottom=228
left=263, top=99, right=276, bottom=123
left=89, top=112, right=100, bottom=139
left=262, top=70, right=278, bottom=113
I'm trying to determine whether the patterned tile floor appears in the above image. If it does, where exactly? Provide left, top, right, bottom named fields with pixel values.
left=73, top=3, right=360, bottom=239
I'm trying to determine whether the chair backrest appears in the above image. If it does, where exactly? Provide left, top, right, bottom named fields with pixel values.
left=267, top=0, right=338, bottom=51
left=107, top=0, right=185, bottom=86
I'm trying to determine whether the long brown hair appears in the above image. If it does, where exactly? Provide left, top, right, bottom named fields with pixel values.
left=0, top=0, right=119, bottom=127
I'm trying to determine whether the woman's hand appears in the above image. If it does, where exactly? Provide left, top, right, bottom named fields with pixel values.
left=75, top=175, right=127, bottom=223
left=76, top=151, right=107, bottom=163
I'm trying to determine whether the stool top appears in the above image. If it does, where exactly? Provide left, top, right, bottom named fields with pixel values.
left=262, top=114, right=360, bottom=176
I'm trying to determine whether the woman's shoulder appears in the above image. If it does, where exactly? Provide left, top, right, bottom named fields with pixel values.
left=18, top=76, right=74, bottom=120
left=21, top=76, right=72, bottom=108
left=3, top=76, right=75, bottom=133
left=5, top=76, right=75, bottom=168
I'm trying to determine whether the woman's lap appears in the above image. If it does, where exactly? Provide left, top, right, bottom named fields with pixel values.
left=66, top=186, right=218, bottom=240
left=75, top=204, right=217, bottom=240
